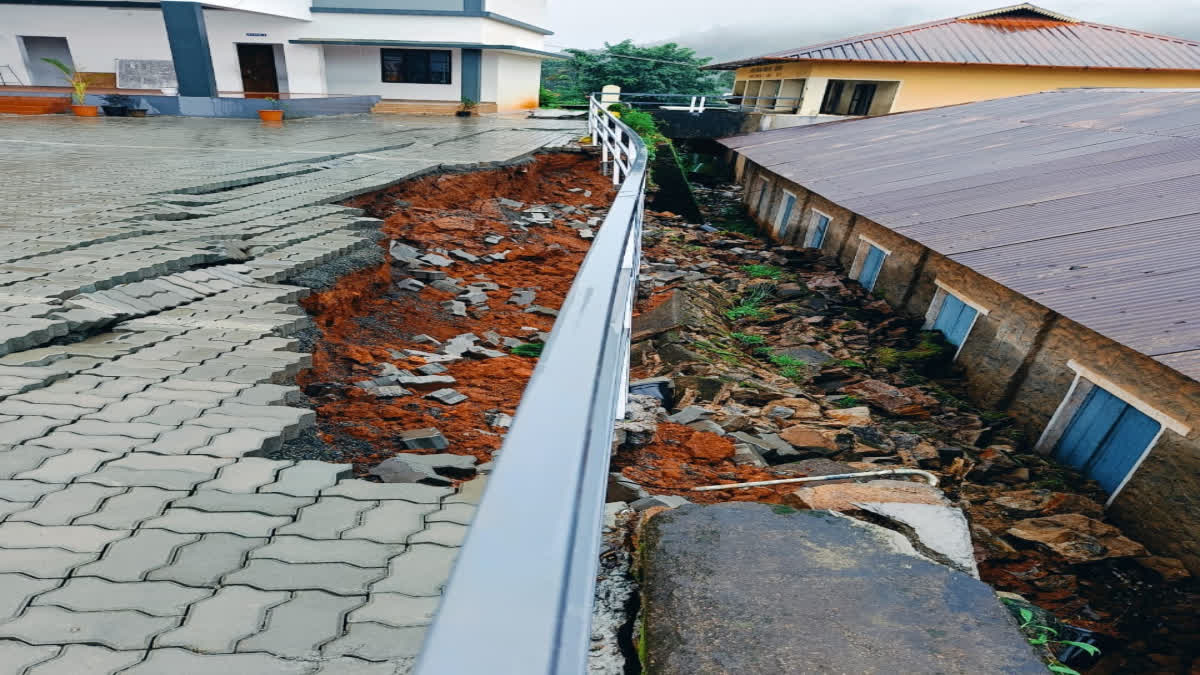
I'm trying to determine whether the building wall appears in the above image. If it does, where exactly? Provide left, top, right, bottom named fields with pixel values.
left=738, top=157, right=1200, bottom=572
left=733, top=60, right=1200, bottom=114
left=312, top=0, right=466, bottom=9
left=484, top=0, right=548, bottom=27
left=492, top=50, right=540, bottom=110
left=0, top=6, right=170, bottom=83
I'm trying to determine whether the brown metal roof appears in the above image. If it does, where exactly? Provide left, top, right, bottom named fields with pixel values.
left=708, top=4, right=1200, bottom=71
left=720, top=88, right=1200, bottom=380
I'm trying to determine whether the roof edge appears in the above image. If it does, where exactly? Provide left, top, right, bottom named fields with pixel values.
left=957, top=3, right=1078, bottom=22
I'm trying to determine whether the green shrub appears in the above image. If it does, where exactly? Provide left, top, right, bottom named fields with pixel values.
left=511, top=343, right=544, bottom=357
left=731, top=332, right=766, bottom=346
left=742, top=264, right=784, bottom=279
left=834, top=395, right=861, bottom=409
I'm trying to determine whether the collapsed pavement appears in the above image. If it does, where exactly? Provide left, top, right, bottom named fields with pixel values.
left=599, top=181, right=1198, bottom=674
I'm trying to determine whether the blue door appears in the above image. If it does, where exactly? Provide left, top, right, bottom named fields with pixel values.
left=858, top=245, right=886, bottom=291
left=777, top=194, right=796, bottom=237
left=1054, top=386, right=1160, bottom=493
left=810, top=213, right=831, bottom=248
left=932, top=293, right=979, bottom=347
left=756, top=180, right=770, bottom=214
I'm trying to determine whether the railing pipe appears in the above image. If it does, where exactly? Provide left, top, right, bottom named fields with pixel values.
left=416, top=94, right=647, bottom=675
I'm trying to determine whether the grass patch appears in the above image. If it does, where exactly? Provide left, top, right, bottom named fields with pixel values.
left=730, top=332, right=766, bottom=346
left=694, top=339, right=740, bottom=364
left=510, top=343, right=544, bottom=358
left=834, top=395, right=861, bottom=409
left=837, top=359, right=866, bottom=369
left=742, top=264, right=784, bottom=279
left=768, top=353, right=808, bottom=380
left=724, top=286, right=774, bottom=322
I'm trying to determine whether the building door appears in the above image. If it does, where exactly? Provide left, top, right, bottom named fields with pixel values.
left=776, top=193, right=796, bottom=238
left=931, top=293, right=979, bottom=347
left=1054, top=386, right=1160, bottom=494
left=237, top=44, right=279, bottom=96
left=756, top=178, right=771, bottom=215
left=857, top=245, right=886, bottom=290
left=20, top=36, right=74, bottom=86
left=848, top=83, right=877, bottom=116
left=807, top=212, right=831, bottom=249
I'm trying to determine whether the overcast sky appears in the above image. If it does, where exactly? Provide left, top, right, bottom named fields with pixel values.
left=546, top=1, right=1200, bottom=61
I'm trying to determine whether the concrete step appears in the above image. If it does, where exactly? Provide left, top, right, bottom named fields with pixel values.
left=372, top=100, right=498, bottom=115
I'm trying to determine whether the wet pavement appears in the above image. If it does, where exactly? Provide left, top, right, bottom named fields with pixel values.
left=0, top=112, right=584, bottom=673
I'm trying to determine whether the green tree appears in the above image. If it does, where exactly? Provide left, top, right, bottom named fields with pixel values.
left=544, top=40, right=724, bottom=101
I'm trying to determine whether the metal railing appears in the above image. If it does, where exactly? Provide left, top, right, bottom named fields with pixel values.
left=602, top=91, right=804, bottom=114
left=416, top=94, right=647, bottom=674
left=0, top=65, right=26, bottom=86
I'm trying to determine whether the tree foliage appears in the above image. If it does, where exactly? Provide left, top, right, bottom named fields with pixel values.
left=542, top=40, right=725, bottom=103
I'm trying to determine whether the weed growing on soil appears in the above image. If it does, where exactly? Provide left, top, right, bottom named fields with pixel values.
left=837, top=359, right=866, bottom=369
left=834, top=395, right=862, bottom=408
left=768, top=353, right=808, bottom=380
left=742, top=264, right=784, bottom=279
left=725, top=286, right=774, bottom=322
left=1006, top=601, right=1101, bottom=675
left=730, top=332, right=766, bottom=346
left=511, top=343, right=544, bottom=358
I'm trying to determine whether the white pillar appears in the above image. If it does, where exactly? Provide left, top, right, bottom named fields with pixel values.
left=601, top=84, right=621, bottom=105
left=798, top=77, right=829, bottom=116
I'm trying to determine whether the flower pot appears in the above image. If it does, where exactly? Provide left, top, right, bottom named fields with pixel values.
left=71, top=105, right=99, bottom=117
left=129, top=109, right=147, bottom=118
left=455, top=110, right=472, bottom=117
left=101, top=105, right=129, bottom=117
left=258, top=109, right=284, bottom=122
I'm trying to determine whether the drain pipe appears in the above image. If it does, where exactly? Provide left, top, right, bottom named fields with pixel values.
left=691, top=468, right=940, bottom=492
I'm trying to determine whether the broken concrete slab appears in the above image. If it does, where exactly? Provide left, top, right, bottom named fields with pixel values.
left=855, top=502, right=979, bottom=577
left=396, top=428, right=448, bottom=451
left=630, top=495, right=690, bottom=511
left=369, top=453, right=476, bottom=485
left=396, top=279, right=426, bottom=293
left=425, top=389, right=467, bottom=405
left=639, top=503, right=1044, bottom=675
left=785, top=479, right=948, bottom=511
left=507, top=290, right=536, bottom=306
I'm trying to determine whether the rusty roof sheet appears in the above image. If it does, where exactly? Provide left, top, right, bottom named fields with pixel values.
left=720, top=88, right=1200, bottom=380
left=709, top=4, right=1200, bottom=70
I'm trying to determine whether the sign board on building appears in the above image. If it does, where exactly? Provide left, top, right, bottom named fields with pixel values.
left=116, top=59, right=178, bottom=90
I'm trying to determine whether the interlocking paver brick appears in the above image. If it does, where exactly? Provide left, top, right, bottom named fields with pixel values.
left=0, top=606, right=176, bottom=649
left=7, top=483, right=124, bottom=526
left=132, top=400, right=210, bottom=427
left=323, top=481, right=451, bottom=503
left=74, top=486, right=185, bottom=528
left=223, top=560, right=385, bottom=595
left=0, top=573, right=60, bottom=620
left=25, top=644, right=144, bottom=675
left=0, top=640, right=58, bottom=673
left=143, top=507, right=289, bottom=537
left=79, top=454, right=233, bottom=490
left=197, top=427, right=287, bottom=457
left=0, top=523, right=128, bottom=552
left=277, top=497, right=375, bottom=539
left=408, top=521, right=468, bottom=547
left=158, top=585, right=289, bottom=653
left=197, top=457, right=290, bottom=492
left=0, top=479, right=64, bottom=503
left=321, top=621, right=427, bottom=662
left=83, top=398, right=161, bottom=423
left=239, top=590, right=364, bottom=658
left=347, top=593, right=440, bottom=628
left=0, top=400, right=94, bottom=420
left=312, top=658, right=402, bottom=674
left=0, top=548, right=95, bottom=578
left=122, top=648, right=313, bottom=674
left=0, top=445, right=68, bottom=480
left=136, top=426, right=224, bottom=455
left=75, top=529, right=198, bottom=582
left=0, top=417, right=66, bottom=444
left=33, top=577, right=209, bottom=616
left=147, top=533, right=267, bottom=587
left=445, top=476, right=488, bottom=505
left=426, top=502, right=475, bottom=525
left=55, top=419, right=169, bottom=439
left=251, top=536, right=403, bottom=568
left=371, top=545, right=459, bottom=596
left=262, top=461, right=352, bottom=497
left=175, top=491, right=312, bottom=516
left=343, top=501, right=438, bottom=544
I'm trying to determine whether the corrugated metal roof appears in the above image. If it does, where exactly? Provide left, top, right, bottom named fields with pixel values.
left=720, top=88, right=1200, bottom=380
left=709, top=4, right=1200, bottom=71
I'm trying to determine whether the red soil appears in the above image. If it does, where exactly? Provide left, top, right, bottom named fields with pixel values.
left=298, top=153, right=616, bottom=472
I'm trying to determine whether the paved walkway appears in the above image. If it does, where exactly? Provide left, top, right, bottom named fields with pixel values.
left=0, top=113, right=584, bottom=673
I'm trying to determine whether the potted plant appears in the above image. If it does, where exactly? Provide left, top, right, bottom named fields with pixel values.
left=457, top=97, right=478, bottom=117
left=101, top=94, right=134, bottom=117
left=258, top=97, right=284, bottom=122
left=42, top=58, right=96, bottom=116
left=129, top=107, right=148, bottom=118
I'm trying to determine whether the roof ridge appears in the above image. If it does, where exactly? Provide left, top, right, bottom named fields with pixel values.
left=957, top=3, right=1077, bottom=22
left=762, top=16, right=959, bottom=59
left=1074, top=20, right=1200, bottom=47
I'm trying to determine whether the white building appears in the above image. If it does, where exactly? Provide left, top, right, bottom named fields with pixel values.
left=0, top=0, right=555, bottom=112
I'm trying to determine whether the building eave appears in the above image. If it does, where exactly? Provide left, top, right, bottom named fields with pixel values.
left=309, top=7, right=553, bottom=36
left=289, top=39, right=566, bottom=59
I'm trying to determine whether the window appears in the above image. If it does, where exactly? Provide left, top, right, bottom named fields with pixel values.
left=847, top=83, right=877, bottom=116
left=1054, top=385, right=1160, bottom=495
left=381, top=49, right=451, bottom=85
left=931, top=292, right=979, bottom=347
left=819, top=81, right=845, bottom=115
left=776, top=191, right=797, bottom=238
left=806, top=210, right=831, bottom=249
left=755, top=177, right=771, bottom=214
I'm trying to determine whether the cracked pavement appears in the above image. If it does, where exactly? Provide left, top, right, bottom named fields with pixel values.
left=0, top=113, right=584, bottom=673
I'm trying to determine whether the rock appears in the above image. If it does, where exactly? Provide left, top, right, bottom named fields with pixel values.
left=825, top=406, right=871, bottom=426
left=373, top=386, right=412, bottom=398
left=771, top=458, right=857, bottom=479
left=579, top=228, right=595, bottom=240
left=441, top=300, right=468, bottom=317
left=776, top=347, right=833, bottom=366
left=417, top=363, right=448, bottom=376
left=485, top=411, right=513, bottom=428
left=389, top=242, right=423, bottom=265
left=396, top=428, right=449, bottom=450
left=785, top=479, right=950, bottom=511
left=778, top=425, right=839, bottom=453
left=483, top=234, right=504, bottom=245
left=856, top=502, right=979, bottom=576
left=844, top=379, right=935, bottom=418
left=767, top=397, right=822, bottom=420
left=497, top=198, right=525, bottom=209
left=426, top=388, right=468, bottom=405
left=775, top=282, right=807, bottom=299
left=672, top=376, right=724, bottom=403
left=525, top=305, right=559, bottom=317
left=1134, top=556, right=1192, bottom=582
left=450, top=249, right=480, bottom=263
left=848, top=425, right=892, bottom=450
left=458, top=289, right=489, bottom=305
left=639, top=504, right=1047, bottom=675
left=731, top=443, right=768, bottom=468
left=630, top=495, right=691, bottom=511
left=421, top=253, right=453, bottom=267
left=970, top=524, right=1020, bottom=561
left=1006, top=514, right=1147, bottom=563
left=764, top=405, right=795, bottom=419
left=507, top=290, right=536, bottom=306
left=608, top=472, right=650, bottom=502
left=898, top=441, right=941, bottom=469
left=667, top=406, right=712, bottom=425
left=431, top=279, right=465, bottom=294
left=992, top=490, right=1105, bottom=518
